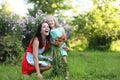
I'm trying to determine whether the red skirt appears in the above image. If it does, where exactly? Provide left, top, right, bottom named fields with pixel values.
left=22, top=53, right=35, bottom=75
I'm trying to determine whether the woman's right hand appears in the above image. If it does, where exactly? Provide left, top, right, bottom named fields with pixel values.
left=37, top=74, right=43, bottom=79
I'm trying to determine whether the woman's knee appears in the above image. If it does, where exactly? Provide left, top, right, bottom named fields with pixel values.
left=47, top=64, right=51, bottom=69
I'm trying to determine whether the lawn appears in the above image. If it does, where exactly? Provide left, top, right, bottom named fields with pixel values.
left=0, top=50, right=120, bottom=80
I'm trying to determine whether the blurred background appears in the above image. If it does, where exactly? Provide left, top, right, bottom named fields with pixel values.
left=0, top=0, right=120, bottom=64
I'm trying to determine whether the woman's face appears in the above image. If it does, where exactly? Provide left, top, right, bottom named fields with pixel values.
left=47, top=18, right=55, bottom=28
left=41, top=23, right=50, bottom=36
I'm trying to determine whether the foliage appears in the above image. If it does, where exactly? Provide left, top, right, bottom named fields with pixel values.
left=0, top=8, right=22, bottom=39
left=93, top=0, right=116, bottom=4
left=0, top=50, right=120, bottom=80
left=71, top=0, right=120, bottom=50
left=0, top=6, right=47, bottom=49
left=0, top=3, right=48, bottom=64
left=0, top=4, right=24, bottom=64
left=51, top=47, right=68, bottom=78
left=27, top=0, right=71, bottom=16
left=69, top=33, right=88, bottom=51
left=109, top=40, right=120, bottom=52
left=0, top=35, right=24, bottom=64
left=21, top=10, right=47, bottom=48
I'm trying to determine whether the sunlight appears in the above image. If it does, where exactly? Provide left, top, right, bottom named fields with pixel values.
left=6, top=0, right=28, bottom=16
left=62, top=0, right=93, bottom=17
left=73, top=0, right=93, bottom=14
left=112, top=0, right=120, bottom=8
left=3, top=0, right=120, bottom=17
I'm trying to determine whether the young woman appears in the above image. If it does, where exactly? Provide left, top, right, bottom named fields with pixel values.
left=22, top=21, right=52, bottom=79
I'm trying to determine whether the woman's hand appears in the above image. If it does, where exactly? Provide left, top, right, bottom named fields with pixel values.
left=47, top=56, right=53, bottom=61
left=37, top=74, right=43, bottom=79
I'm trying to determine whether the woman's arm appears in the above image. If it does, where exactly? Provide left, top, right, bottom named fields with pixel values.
left=32, top=39, right=43, bottom=78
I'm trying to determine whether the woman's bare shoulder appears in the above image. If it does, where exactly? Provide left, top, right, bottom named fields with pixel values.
left=34, top=37, right=39, bottom=40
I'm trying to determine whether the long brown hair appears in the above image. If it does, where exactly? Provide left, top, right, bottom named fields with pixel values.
left=34, top=21, right=51, bottom=48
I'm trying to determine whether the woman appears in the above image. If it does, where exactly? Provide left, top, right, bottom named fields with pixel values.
left=22, top=21, right=52, bottom=79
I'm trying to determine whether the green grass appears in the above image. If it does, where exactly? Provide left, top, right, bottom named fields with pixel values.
left=0, top=50, right=120, bottom=80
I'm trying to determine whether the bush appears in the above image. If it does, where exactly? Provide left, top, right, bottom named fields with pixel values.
left=109, top=40, right=120, bottom=52
left=0, top=35, right=24, bottom=64
left=21, top=10, right=47, bottom=48
left=71, top=2, right=120, bottom=51
left=89, top=35, right=112, bottom=51
left=51, top=47, right=68, bottom=77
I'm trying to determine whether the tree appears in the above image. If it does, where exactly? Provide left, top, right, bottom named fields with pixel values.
left=71, top=0, right=120, bottom=50
left=26, top=0, right=71, bottom=16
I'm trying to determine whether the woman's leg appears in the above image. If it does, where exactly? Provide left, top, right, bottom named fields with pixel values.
left=39, top=64, right=51, bottom=73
